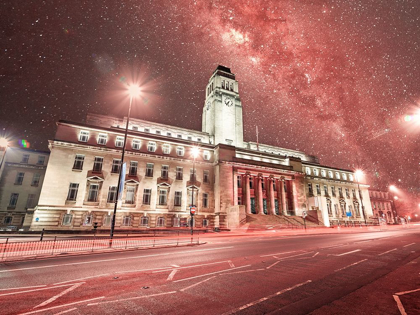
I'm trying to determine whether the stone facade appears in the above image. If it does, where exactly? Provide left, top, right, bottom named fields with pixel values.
left=368, top=189, right=396, bottom=224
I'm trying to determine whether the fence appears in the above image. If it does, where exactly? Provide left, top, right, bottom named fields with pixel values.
left=0, top=231, right=200, bottom=262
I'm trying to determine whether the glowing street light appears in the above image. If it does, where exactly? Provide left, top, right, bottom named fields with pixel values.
left=190, top=146, right=200, bottom=235
left=110, top=84, right=141, bottom=240
left=354, top=170, right=367, bottom=225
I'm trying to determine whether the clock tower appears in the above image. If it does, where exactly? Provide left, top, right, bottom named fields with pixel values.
left=202, top=65, right=244, bottom=147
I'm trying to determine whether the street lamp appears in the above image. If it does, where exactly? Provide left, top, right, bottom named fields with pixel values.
left=355, top=170, right=367, bottom=225
left=110, top=84, right=141, bottom=240
left=190, top=146, right=200, bottom=235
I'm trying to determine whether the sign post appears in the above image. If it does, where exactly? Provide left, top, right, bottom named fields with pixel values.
left=302, top=211, right=307, bottom=231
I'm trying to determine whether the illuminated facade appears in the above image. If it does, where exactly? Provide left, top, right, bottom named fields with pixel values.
left=31, top=66, right=373, bottom=231
left=368, top=189, right=396, bottom=224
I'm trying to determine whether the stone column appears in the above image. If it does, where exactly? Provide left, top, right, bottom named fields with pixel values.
left=269, top=176, right=275, bottom=215
left=280, top=177, right=287, bottom=215
left=257, top=174, right=264, bottom=215
left=245, top=173, right=251, bottom=214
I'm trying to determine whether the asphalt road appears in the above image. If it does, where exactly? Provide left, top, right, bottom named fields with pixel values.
left=0, top=228, right=419, bottom=315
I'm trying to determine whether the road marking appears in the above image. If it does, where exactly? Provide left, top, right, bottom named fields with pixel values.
left=167, top=269, right=178, bottom=281
left=34, top=282, right=84, bottom=309
left=0, top=284, right=47, bottom=291
left=173, top=265, right=251, bottom=283
left=54, top=307, right=78, bottom=314
left=334, top=249, right=361, bottom=256
left=20, top=296, right=105, bottom=315
left=0, top=246, right=234, bottom=273
left=312, top=252, right=319, bottom=258
left=0, top=283, right=74, bottom=297
left=54, top=274, right=110, bottom=285
left=276, top=251, right=314, bottom=260
left=403, top=243, right=415, bottom=248
left=395, top=288, right=420, bottom=296
left=260, top=250, right=298, bottom=257
left=87, top=291, right=176, bottom=306
left=171, top=264, right=180, bottom=267
left=393, top=295, right=407, bottom=315
left=320, top=244, right=346, bottom=249
left=180, top=276, right=216, bottom=292
left=228, top=260, right=235, bottom=268
left=152, top=260, right=231, bottom=273
left=334, top=259, right=368, bottom=272
left=223, top=280, right=312, bottom=314
left=222, top=269, right=265, bottom=275
left=266, top=261, right=280, bottom=270
left=378, top=248, right=397, bottom=256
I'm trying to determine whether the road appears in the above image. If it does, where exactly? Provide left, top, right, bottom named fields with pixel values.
left=0, top=227, right=419, bottom=315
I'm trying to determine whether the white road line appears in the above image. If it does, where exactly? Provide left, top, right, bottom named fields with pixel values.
left=395, top=288, right=420, bottom=296
left=54, top=274, right=110, bottom=285
left=180, top=276, right=216, bottom=292
left=173, top=265, right=251, bottom=283
left=223, top=280, right=312, bottom=314
left=260, top=250, right=298, bottom=257
left=0, top=246, right=234, bottom=273
left=312, top=252, right=319, bottom=258
left=334, top=259, right=368, bottom=272
left=277, top=251, right=314, bottom=260
left=222, top=269, right=265, bottom=275
left=266, top=261, right=280, bottom=270
left=0, top=284, right=47, bottom=291
left=378, top=248, right=397, bottom=256
left=320, top=244, right=346, bottom=249
left=167, top=269, right=178, bottom=281
left=171, top=264, right=180, bottom=267
left=20, top=296, right=105, bottom=315
left=393, top=295, right=407, bottom=315
left=116, top=266, right=173, bottom=274
left=228, top=260, right=235, bottom=268
left=54, top=307, right=77, bottom=315
left=152, top=260, right=231, bottom=273
left=34, top=283, right=84, bottom=309
left=403, top=242, right=415, bottom=248
left=334, top=249, right=361, bottom=256
left=87, top=291, right=176, bottom=306
left=0, top=283, right=73, bottom=297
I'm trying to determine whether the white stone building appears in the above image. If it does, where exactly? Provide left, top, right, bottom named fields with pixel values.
left=30, top=66, right=373, bottom=231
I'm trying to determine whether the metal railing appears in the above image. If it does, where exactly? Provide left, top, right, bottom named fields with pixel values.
left=0, top=231, right=200, bottom=262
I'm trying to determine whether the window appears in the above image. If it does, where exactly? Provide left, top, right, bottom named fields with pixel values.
left=9, top=193, right=19, bottom=208
left=203, top=193, right=209, bottom=208
left=143, top=189, right=151, bottom=205
left=355, top=204, right=360, bottom=216
left=73, top=154, right=84, bottom=170
left=261, top=179, right=265, bottom=190
left=177, top=134, right=182, bottom=139
left=203, top=151, right=210, bottom=160
left=147, top=142, right=156, bottom=152
left=348, top=205, right=353, bottom=216
left=132, top=125, right=139, bottom=131
left=176, top=146, right=184, bottom=156
left=161, top=165, right=169, bottom=179
left=327, top=201, right=332, bottom=215
left=84, top=215, right=93, bottom=226
left=331, top=186, right=336, bottom=197
left=203, top=170, right=209, bottom=183
left=190, top=168, right=197, bottom=181
left=334, top=204, right=338, bottom=216
left=197, top=138, right=202, bottom=142
left=338, top=187, right=343, bottom=197
left=308, top=183, right=313, bottom=195
left=115, top=136, right=124, bottom=148
left=249, top=177, right=254, bottom=189
left=21, top=154, right=30, bottom=163
left=93, top=157, right=103, bottom=172
left=125, top=186, right=136, bottom=204
left=345, top=188, right=350, bottom=198
left=238, top=196, right=242, bottom=205
left=145, top=163, right=154, bottom=177
left=328, top=171, right=333, bottom=178
left=313, top=169, right=319, bottom=176
left=156, top=130, right=161, bottom=135
left=62, top=214, right=73, bottom=226
left=335, top=172, right=340, bottom=180
left=349, top=174, right=354, bottom=181
left=15, top=172, right=25, bottom=185
left=132, top=139, right=141, bottom=150
left=98, top=134, right=107, bottom=145
left=324, top=185, right=328, bottom=196
left=31, top=173, right=41, bottom=186
left=78, top=130, right=89, bottom=142
left=129, top=161, right=138, bottom=176
left=321, top=170, right=326, bottom=177
left=3, top=216, right=12, bottom=224
left=26, top=194, right=36, bottom=208
left=342, top=173, right=347, bottom=180
left=87, top=184, right=99, bottom=202
left=305, top=167, right=311, bottom=175
left=176, top=167, right=183, bottom=180
left=340, top=203, right=345, bottom=215
left=37, top=155, right=46, bottom=165
left=174, top=191, right=182, bottom=206
left=103, top=215, right=111, bottom=226
left=144, top=128, right=150, bottom=133
left=352, top=189, right=356, bottom=198
left=157, top=217, right=165, bottom=227
left=67, top=183, right=79, bottom=201
left=162, top=144, right=170, bottom=154
left=167, top=132, right=172, bottom=137
left=203, top=219, right=209, bottom=227
left=159, top=189, right=168, bottom=205
left=122, top=216, right=131, bottom=226
left=173, top=217, right=180, bottom=227
left=107, top=186, right=117, bottom=203
left=140, top=216, right=149, bottom=227
left=237, top=176, right=242, bottom=188
left=111, top=159, right=121, bottom=173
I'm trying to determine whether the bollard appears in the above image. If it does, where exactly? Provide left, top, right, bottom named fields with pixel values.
left=40, top=228, right=45, bottom=242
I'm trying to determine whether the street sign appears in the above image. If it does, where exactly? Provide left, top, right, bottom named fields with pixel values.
left=190, top=206, right=196, bottom=215
left=346, top=211, right=352, bottom=217
left=302, top=211, right=307, bottom=218
left=35, top=217, right=39, bottom=222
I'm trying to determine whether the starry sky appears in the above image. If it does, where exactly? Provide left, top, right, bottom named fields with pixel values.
left=1, top=1, right=419, bottom=204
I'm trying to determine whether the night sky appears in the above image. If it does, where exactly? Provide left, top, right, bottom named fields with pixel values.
left=1, top=1, right=419, bottom=203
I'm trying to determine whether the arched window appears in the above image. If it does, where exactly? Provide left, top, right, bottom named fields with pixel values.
left=157, top=217, right=165, bottom=227
left=140, top=216, right=149, bottom=227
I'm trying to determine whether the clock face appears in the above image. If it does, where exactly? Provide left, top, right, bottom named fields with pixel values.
left=206, top=101, right=211, bottom=111
left=224, top=97, right=234, bottom=107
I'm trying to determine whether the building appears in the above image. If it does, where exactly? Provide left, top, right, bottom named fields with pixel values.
left=0, top=147, right=49, bottom=230
left=369, top=189, right=397, bottom=224
left=31, top=66, right=373, bottom=231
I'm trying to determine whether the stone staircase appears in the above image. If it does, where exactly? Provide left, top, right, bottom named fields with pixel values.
left=245, top=214, right=325, bottom=231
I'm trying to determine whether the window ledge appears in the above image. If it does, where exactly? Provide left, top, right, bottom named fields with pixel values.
left=72, top=168, right=83, bottom=172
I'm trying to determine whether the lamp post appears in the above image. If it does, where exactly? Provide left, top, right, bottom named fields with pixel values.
left=110, top=84, right=141, bottom=240
left=190, top=147, right=200, bottom=235
left=355, top=170, right=367, bottom=225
